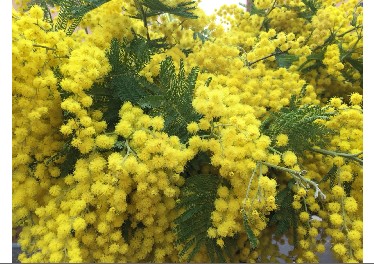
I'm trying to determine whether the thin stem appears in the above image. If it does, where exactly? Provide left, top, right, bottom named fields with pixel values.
left=135, top=0, right=151, bottom=41
left=33, top=44, right=56, bottom=51
left=261, top=161, right=326, bottom=199
left=310, top=148, right=363, bottom=165
left=244, top=163, right=259, bottom=202
left=247, top=50, right=287, bottom=67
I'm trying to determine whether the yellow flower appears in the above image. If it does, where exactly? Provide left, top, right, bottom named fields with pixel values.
left=327, top=202, right=340, bottom=213
left=49, top=185, right=62, bottom=197
left=215, top=198, right=228, bottom=212
left=350, top=93, right=362, bottom=105
left=333, top=243, right=347, bottom=256
left=299, top=212, right=309, bottom=222
left=329, top=213, right=343, bottom=226
left=152, top=116, right=164, bottom=131
left=217, top=186, right=229, bottom=198
left=329, top=97, right=342, bottom=108
left=187, top=122, right=199, bottom=134
left=282, top=151, right=297, bottom=166
left=73, top=217, right=87, bottom=232
left=216, top=238, right=224, bottom=248
left=344, top=197, right=358, bottom=213
left=95, top=134, right=116, bottom=149
left=332, top=185, right=345, bottom=198
left=276, top=134, right=288, bottom=147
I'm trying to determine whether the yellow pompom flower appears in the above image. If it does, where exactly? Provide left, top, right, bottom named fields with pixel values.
left=344, top=197, right=358, bottom=213
left=299, top=212, right=309, bottom=222
left=329, top=213, right=343, bottom=226
left=332, top=185, right=345, bottom=198
left=347, top=230, right=361, bottom=241
left=282, top=151, right=297, bottom=166
left=329, top=97, right=342, bottom=108
left=95, top=135, right=116, bottom=149
left=276, top=134, right=288, bottom=147
left=350, top=93, right=362, bottom=105
left=73, top=217, right=87, bottom=232
left=333, top=243, right=347, bottom=256
left=297, top=188, right=307, bottom=197
left=187, top=122, right=199, bottom=134
left=217, top=186, right=229, bottom=198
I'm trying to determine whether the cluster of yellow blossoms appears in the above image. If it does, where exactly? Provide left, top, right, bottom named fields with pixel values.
left=12, top=0, right=362, bottom=263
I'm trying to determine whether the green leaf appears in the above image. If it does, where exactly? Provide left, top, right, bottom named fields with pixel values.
left=242, top=210, right=258, bottom=249
left=141, top=57, right=201, bottom=143
left=345, top=57, right=363, bottom=75
left=275, top=53, right=299, bottom=68
left=132, top=0, right=198, bottom=19
left=174, top=173, right=233, bottom=262
left=54, top=0, right=109, bottom=35
left=320, top=164, right=338, bottom=189
left=261, top=93, right=336, bottom=156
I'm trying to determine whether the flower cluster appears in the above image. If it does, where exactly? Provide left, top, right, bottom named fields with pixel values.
left=12, top=0, right=363, bottom=263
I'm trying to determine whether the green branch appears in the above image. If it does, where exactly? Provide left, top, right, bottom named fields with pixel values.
left=310, top=148, right=363, bottom=166
left=261, top=161, right=326, bottom=199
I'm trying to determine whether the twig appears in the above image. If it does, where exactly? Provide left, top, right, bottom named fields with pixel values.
left=310, top=148, right=363, bottom=165
left=261, top=161, right=326, bottom=199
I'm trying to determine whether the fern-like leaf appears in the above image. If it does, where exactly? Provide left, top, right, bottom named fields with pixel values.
left=174, top=174, right=230, bottom=262
left=268, top=181, right=298, bottom=246
left=131, top=0, right=198, bottom=20
left=88, top=36, right=162, bottom=130
left=139, top=56, right=201, bottom=143
left=54, top=0, right=109, bottom=35
left=261, top=94, right=336, bottom=156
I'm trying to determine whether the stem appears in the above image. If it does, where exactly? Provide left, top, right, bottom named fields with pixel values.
left=244, top=163, right=259, bottom=203
left=261, top=161, right=326, bottom=199
left=310, top=148, right=363, bottom=165
left=246, top=0, right=253, bottom=13
left=247, top=50, right=287, bottom=67
left=33, top=44, right=56, bottom=51
left=135, top=0, right=151, bottom=41
left=269, top=146, right=282, bottom=155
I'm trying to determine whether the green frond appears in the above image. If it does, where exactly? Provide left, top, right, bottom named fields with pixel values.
left=261, top=93, right=336, bottom=156
left=45, top=137, right=81, bottom=178
left=140, top=56, right=201, bottom=143
left=54, top=0, right=109, bottom=35
left=27, top=0, right=55, bottom=24
left=131, top=0, right=198, bottom=20
left=174, top=174, right=231, bottom=262
left=242, top=210, right=258, bottom=249
left=268, top=181, right=298, bottom=246
left=320, top=164, right=338, bottom=189
left=88, top=36, right=163, bottom=130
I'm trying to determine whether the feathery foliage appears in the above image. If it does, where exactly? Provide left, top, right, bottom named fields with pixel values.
left=174, top=174, right=231, bottom=262
left=89, top=35, right=163, bottom=131
left=131, top=0, right=198, bottom=20
left=261, top=92, right=336, bottom=156
left=27, top=0, right=109, bottom=34
left=55, top=0, right=109, bottom=35
left=268, top=181, right=299, bottom=246
left=139, top=57, right=201, bottom=143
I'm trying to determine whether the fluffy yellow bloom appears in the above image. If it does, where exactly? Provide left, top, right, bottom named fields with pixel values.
left=299, top=212, right=309, bottom=222
left=333, top=243, right=347, bottom=256
left=350, top=93, right=362, bottom=105
left=276, top=134, right=288, bottom=147
left=187, top=122, right=199, bottom=134
left=332, top=185, right=345, bottom=198
left=73, top=217, right=87, bottom=232
left=282, top=151, right=297, bottom=166
left=329, top=213, right=343, bottom=226
left=329, top=97, right=342, bottom=108
left=344, top=197, right=358, bottom=213
left=95, top=134, right=116, bottom=149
